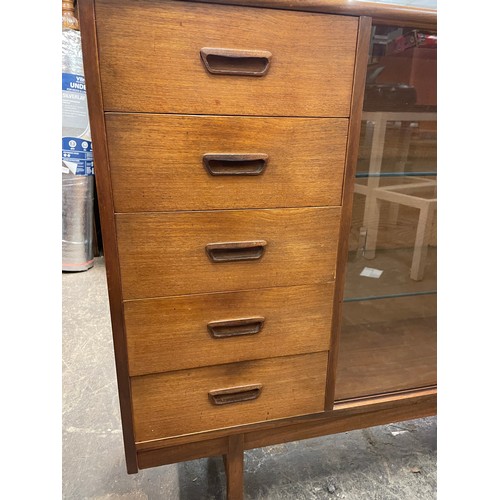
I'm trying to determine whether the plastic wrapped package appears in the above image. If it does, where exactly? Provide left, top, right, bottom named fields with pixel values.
left=62, top=21, right=95, bottom=271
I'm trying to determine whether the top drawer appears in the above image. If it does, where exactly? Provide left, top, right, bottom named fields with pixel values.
left=95, top=0, right=358, bottom=116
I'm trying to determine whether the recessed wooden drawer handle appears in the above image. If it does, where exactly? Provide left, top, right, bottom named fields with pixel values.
left=203, top=154, right=268, bottom=176
left=206, top=240, right=267, bottom=262
left=207, top=317, right=265, bottom=338
left=209, top=384, right=263, bottom=405
left=200, top=48, right=272, bottom=76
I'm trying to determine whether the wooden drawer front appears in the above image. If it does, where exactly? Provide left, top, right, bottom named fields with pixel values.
left=106, top=114, right=348, bottom=212
left=95, top=0, right=358, bottom=116
left=116, top=207, right=340, bottom=300
left=125, top=283, right=334, bottom=376
left=131, top=352, right=328, bottom=441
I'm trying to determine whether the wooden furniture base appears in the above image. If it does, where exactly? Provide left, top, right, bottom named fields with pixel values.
left=137, top=389, right=436, bottom=498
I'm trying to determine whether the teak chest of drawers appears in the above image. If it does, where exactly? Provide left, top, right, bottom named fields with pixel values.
left=79, top=0, right=437, bottom=497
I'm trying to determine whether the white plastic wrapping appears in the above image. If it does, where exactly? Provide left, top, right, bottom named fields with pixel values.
left=62, top=27, right=95, bottom=271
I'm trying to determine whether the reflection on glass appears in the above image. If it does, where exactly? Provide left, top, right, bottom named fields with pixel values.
left=336, top=25, right=437, bottom=400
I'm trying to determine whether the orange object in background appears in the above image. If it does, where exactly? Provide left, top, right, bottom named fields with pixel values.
left=62, top=0, right=79, bottom=30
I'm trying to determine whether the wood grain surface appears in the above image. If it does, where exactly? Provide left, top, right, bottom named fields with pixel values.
left=188, top=0, right=436, bottom=29
left=134, top=388, right=436, bottom=467
left=137, top=436, right=228, bottom=469
left=135, top=387, right=435, bottom=451
left=125, top=282, right=334, bottom=375
left=95, top=0, right=358, bottom=116
left=115, top=207, right=340, bottom=300
left=131, top=352, right=328, bottom=441
left=105, top=114, right=348, bottom=212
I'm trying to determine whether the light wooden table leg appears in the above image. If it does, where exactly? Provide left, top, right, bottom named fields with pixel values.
left=364, top=197, right=382, bottom=260
left=411, top=202, right=436, bottom=281
left=363, top=116, right=387, bottom=260
left=224, top=434, right=244, bottom=500
left=388, top=122, right=413, bottom=225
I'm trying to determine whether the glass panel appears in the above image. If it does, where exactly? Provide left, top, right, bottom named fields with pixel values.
left=336, top=24, right=437, bottom=400
left=336, top=295, right=437, bottom=400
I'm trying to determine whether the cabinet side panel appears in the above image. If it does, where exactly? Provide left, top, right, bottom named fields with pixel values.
left=325, top=16, right=372, bottom=409
left=78, top=0, right=138, bottom=473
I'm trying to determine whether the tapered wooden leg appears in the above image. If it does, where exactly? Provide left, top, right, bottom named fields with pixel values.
left=224, top=434, right=244, bottom=500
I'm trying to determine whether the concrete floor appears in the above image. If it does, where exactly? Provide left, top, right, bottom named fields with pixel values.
left=63, top=258, right=436, bottom=499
